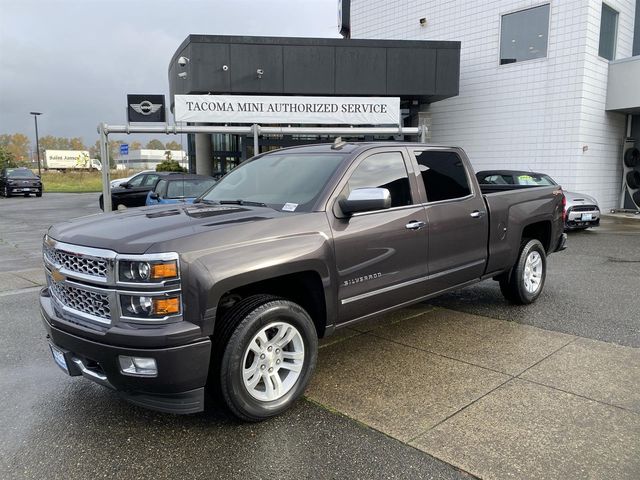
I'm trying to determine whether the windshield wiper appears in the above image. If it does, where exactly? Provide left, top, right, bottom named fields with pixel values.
left=217, top=199, right=268, bottom=207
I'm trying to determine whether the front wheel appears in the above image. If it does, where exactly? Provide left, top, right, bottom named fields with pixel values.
left=499, top=239, right=547, bottom=304
left=216, top=295, right=318, bottom=421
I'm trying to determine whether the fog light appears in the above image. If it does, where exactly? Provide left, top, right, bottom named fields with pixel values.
left=118, top=356, right=158, bottom=377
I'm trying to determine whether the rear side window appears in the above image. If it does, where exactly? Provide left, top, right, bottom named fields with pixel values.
left=346, top=152, right=412, bottom=208
left=142, top=174, right=160, bottom=186
left=414, top=151, right=471, bottom=202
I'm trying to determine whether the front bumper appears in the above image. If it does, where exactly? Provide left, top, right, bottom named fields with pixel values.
left=8, top=185, right=41, bottom=194
left=41, top=290, right=211, bottom=414
left=565, top=207, right=600, bottom=229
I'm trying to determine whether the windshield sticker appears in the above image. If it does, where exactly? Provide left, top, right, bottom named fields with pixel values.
left=282, top=203, right=298, bottom=212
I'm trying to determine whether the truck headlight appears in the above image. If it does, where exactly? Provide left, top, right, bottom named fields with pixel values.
left=119, top=259, right=178, bottom=283
left=120, top=294, right=181, bottom=319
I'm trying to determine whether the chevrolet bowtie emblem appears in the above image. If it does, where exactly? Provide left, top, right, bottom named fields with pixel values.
left=51, top=268, right=66, bottom=283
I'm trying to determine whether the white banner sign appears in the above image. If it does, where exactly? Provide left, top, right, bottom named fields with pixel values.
left=174, top=95, right=400, bottom=125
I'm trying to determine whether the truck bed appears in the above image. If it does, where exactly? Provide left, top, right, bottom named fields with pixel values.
left=482, top=185, right=563, bottom=276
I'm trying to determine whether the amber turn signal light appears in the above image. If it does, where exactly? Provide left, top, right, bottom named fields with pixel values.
left=152, top=296, right=180, bottom=315
left=151, top=261, right=178, bottom=279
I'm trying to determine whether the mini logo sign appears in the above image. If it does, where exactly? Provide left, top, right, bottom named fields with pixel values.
left=127, top=94, right=166, bottom=123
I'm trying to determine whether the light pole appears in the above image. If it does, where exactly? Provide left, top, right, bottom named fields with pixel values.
left=30, top=112, right=43, bottom=175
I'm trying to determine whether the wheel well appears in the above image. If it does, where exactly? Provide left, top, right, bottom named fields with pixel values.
left=215, top=271, right=327, bottom=339
left=522, top=221, right=552, bottom=252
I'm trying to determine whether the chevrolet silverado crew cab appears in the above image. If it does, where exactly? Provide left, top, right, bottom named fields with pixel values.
left=41, top=142, right=567, bottom=421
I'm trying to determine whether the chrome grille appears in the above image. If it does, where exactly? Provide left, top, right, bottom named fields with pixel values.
left=43, top=243, right=108, bottom=279
left=48, top=278, right=111, bottom=321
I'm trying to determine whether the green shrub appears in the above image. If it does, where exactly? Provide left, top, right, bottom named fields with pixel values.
left=156, top=159, right=186, bottom=172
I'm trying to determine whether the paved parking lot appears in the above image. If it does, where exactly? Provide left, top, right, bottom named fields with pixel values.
left=1, top=193, right=638, bottom=479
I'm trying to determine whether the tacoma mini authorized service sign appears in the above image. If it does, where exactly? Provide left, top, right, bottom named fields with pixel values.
left=174, top=95, right=400, bottom=125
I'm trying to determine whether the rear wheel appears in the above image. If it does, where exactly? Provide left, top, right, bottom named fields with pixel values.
left=214, top=295, right=318, bottom=421
left=499, top=239, right=546, bottom=304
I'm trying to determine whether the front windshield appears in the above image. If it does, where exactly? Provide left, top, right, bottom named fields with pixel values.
left=515, top=174, right=556, bottom=186
left=201, top=152, right=346, bottom=212
left=8, top=168, right=37, bottom=178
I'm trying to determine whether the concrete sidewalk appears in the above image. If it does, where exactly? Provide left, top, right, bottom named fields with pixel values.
left=307, top=306, right=640, bottom=480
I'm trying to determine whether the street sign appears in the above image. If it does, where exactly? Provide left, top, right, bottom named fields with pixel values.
left=120, top=144, right=129, bottom=155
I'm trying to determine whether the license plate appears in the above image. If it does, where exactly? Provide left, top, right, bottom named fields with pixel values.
left=49, top=344, right=69, bottom=373
left=582, top=213, right=593, bottom=221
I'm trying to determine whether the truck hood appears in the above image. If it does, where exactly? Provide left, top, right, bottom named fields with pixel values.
left=48, top=203, right=289, bottom=254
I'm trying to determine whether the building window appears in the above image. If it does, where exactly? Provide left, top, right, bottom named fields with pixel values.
left=500, top=4, right=550, bottom=65
left=599, top=4, right=618, bottom=60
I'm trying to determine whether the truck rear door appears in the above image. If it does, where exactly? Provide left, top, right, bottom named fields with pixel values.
left=409, top=148, right=489, bottom=293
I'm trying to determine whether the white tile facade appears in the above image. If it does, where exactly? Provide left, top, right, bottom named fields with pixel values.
left=350, top=0, right=636, bottom=208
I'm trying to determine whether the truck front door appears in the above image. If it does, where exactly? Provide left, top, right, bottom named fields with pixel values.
left=410, top=148, right=489, bottom=293
left=330, top=149, right=429, bottom=324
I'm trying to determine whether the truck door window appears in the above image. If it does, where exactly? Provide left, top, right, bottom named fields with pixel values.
left=414, top=151, right=471, bottom=202
left=345, top=152, right=412, bottom=208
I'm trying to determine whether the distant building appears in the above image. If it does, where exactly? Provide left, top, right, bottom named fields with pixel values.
left=114, top=149, right=188, bottom=170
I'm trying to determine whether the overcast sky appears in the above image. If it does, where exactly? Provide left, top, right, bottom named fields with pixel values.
left=0, top=0, right=339, bottom=148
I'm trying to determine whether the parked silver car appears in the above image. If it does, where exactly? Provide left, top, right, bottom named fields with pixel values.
left=476, top=170, right=600, bottom=230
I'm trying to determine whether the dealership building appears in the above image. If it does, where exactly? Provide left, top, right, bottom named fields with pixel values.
left=169, top=0, right=640, bottom=210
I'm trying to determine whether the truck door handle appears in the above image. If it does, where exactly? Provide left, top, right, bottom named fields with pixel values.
left=470, top=210, right=486, bottom=218
left=405, top=221, right=426, bottom=230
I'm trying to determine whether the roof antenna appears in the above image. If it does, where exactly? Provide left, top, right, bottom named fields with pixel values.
left=332, top=136, right=347, bottom=150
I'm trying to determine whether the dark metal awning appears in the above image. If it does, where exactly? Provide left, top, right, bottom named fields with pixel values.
left=168, top=35, right=460, bottom=110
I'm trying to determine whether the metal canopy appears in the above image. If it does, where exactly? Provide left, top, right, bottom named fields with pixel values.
left=97, top=123, right=427, bottom=213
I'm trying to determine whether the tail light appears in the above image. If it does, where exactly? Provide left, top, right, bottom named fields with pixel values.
left=561, top=193, right=567, bottom=222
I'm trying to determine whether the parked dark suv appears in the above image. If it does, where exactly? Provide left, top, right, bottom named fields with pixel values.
left=99, top=171, right=182, bottom=210
left=0, top=167, right=43, bottom=197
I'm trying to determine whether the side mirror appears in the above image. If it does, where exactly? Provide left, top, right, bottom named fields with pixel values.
left=121, top=182, right=131, bottom=189
left=339, top=188, right=391, bottom=215
left=149, top=192, right=159, bottom=200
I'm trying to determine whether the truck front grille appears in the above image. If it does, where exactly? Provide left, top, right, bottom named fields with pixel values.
left=43, top=243, right=108, bottom=280
left=48, top=277, right=111, bottom=322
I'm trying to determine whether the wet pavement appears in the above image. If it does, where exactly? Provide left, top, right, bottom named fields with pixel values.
left=1, top=193, right=639, bottom=479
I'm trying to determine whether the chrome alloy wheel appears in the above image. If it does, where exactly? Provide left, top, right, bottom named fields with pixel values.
left=523, top=251, right=543, bottom=294
left=242, top=321, right=305, bottom=402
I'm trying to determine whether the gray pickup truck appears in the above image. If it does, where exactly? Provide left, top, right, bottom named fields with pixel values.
left=41, top=142, right=566, bottom=421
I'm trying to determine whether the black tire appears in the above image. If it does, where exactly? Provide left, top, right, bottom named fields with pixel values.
left=627, top=170, right=640, bottom=190
left=36, top=191, right=42, bottom=197
left=24, top=193, right=29, bottom=197
left=633, top=190, right=640, bottom=208
left=213, top=295, right=318, bottom=422
left=624, top=147, right=640, bottom=168
left=499, top=239, right=547, bottom=305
